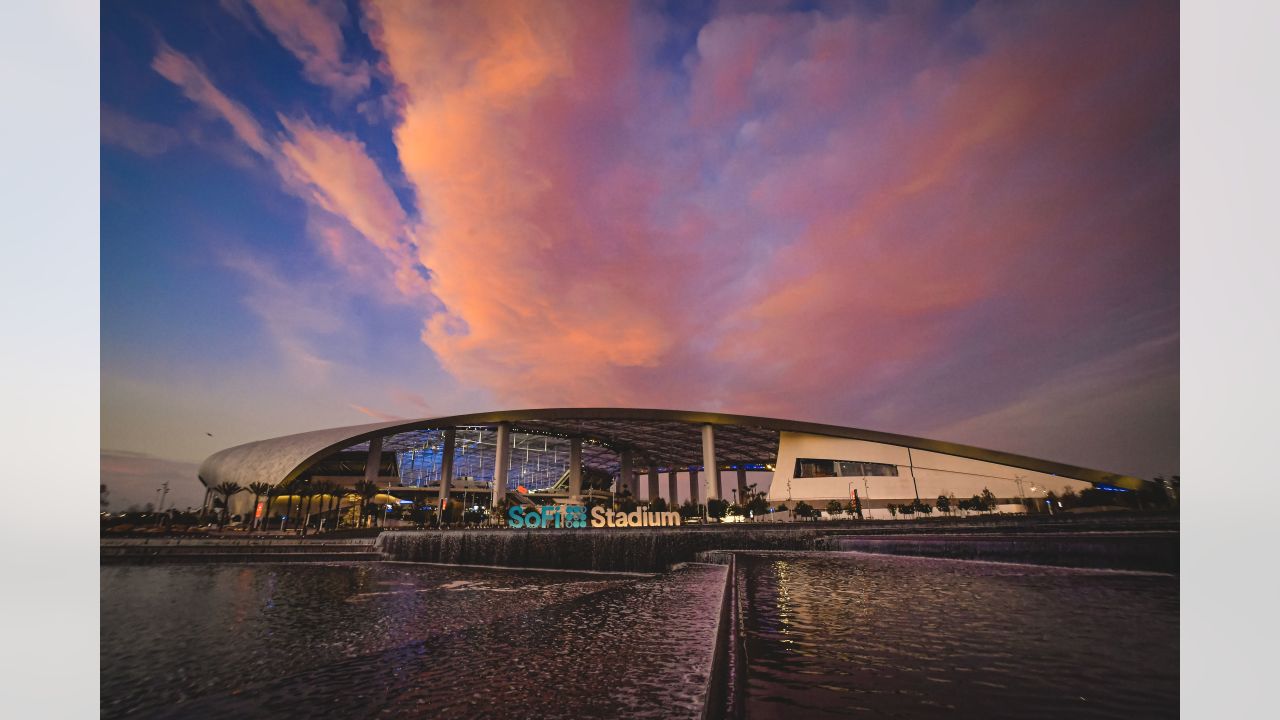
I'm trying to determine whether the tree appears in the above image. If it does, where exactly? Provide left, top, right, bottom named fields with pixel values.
left=774, top=502, right=789, bottom=519
left=745, top=490, right=770, bottom=519
left=899, top=502, right=915, bottom=518
left=935, top=494, right=951, bottom=516
left=794, top=501, right=815, bottom=521
left=246, top=482, right=272, bottom=531
left=707, top=498, right=729, bottom=522
left=315, top=482, right=341, bottom=531
left=616, top=489, right=638, bottom=514
left=211, top=481, right=243, bottom=528
left=322, top=484, right=342, bottom=526
left=353, top=480, right=380, bottom=528
left=648, top=497, right=669, bottom=513
left=826, top=500, right=844, bottom=517
left=980, top=488, right=997, bottom=513
left=887, top=503, right=898, bottom=519
left=916, top=500, right=933, bottom=516
left=1059, top=487, right=1079, bottom=510
left=678, top=500, right=701, bottom=520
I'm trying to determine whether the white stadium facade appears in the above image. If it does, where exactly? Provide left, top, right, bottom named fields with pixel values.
left=198, top=408, right=1148, bottom=522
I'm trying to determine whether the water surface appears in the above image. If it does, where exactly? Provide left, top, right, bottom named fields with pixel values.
left=102, top=561, right=726, bottom=719
left=731, top=551, right=1177, bottom=719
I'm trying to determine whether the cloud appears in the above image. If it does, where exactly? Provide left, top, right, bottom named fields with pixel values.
left=152, top=43, right=272, bottom=157
left=218, top=247, right=346, bottom=381
left=100, top=106, right=183, bottom=156
left=230, top=0, right=373, bottom=100
left=152, top=41, right=437, bottom=371
left=142, top=1, right=1178, bottom=475
left=354, top=0, right=1177, bottom=472
left=350, top=404, right=404, bottom=421
left=366, top=0, right=730, bottom=403
left=275, top=115, right=430, bottom=299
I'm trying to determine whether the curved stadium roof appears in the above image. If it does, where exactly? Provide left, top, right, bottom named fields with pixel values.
left=198, top=408, right=1148, bottom=492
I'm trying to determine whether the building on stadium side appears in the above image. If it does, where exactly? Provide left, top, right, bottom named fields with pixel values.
left=197, top=408, right=1147, bottom=524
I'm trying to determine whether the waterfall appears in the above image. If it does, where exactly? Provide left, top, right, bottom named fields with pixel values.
left=377, top=527, right=823, bottom=573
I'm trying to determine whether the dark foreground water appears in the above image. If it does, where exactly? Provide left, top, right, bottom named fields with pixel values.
left=730, top=551, right=1178, bottom=719
left=103, top=551, right=1177, bottom=719
left=101, top=562, right=727, bottom=719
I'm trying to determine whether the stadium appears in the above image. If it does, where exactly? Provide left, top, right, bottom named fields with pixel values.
left=196, top=408, right=1148, bottom=526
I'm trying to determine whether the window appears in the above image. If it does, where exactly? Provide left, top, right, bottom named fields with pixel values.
left=795, top=458, right=899, bottom=478
left=794, top=459, right=839, bottom=478
left=839, top=461, right=898, bottom=477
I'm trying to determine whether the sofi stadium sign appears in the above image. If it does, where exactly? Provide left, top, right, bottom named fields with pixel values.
left=507, top=504, right=682, bottom=529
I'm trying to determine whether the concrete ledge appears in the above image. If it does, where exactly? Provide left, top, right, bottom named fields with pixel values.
left=100, top=551, right=382, bottom=565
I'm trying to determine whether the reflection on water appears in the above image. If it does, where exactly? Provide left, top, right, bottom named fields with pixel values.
left=733, top=551, right=1178, bottom=720
left=101, top=562, right=726, bottom=719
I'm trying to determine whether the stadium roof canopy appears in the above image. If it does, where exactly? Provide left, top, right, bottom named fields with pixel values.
left=198, top=408, right=1148, bottom=491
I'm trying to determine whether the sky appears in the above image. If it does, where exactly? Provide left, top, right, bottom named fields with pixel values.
left=100, top=0, right=1178, bottom=512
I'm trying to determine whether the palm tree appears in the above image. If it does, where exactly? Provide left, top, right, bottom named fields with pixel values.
left=212, top=481, right=243, bottom=528
left=308, top=482, right=330, bottom=531
left=327, top=485, right=349, bottom=527
left=285, top=480, right=306, bottom=532
left=314, top=482, right=340, bottom=533
left=262, top=483, right=279, bottom=531
left=299, top=482, right=320, bottom=536
left=353, top=480, right=379, bottom=528
left=246, top=482, right=272, bottom=531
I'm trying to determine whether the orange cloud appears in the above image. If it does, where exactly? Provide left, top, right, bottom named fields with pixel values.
left=153, top=0, right=1177, bottom=449
left=237, top=0, right=373, bottom=99
left=275, top=116, right=430, bottom=299
left=153, top=43, right=433, bottom=313
left=357, top=0, right=1177, bottom=432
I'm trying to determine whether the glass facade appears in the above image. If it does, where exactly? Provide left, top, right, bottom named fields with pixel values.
left=395, top=428, right=572, bottom=491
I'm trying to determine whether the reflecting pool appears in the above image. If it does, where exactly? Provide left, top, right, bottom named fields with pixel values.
left=101, top=562, right=726, bottom=719
left=730, top=551, right=1178, bottom=719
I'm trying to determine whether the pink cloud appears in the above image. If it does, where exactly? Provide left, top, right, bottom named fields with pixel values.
left=275, top=115, right=431, bottom=300
left=152, top=43, right=272, bottom=157
left=354, top=0, right=1176, bottom=436
left=232, top=0, right=372, bottom=100
left=150, top=0, right=1177, bottom=471
left=350, top=404, right=404, bottom=421
left=153, top=42, right=435, bottom=314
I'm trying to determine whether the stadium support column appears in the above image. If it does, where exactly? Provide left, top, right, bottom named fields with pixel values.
left=492, top=422, right=511, bottom=508
left=702, top=424, right=720, bottom=501
left=568, top=437, right=583, bottom=501
left=365, top=436, right=384, bottom=488
left=360, top=436, right=384, bottom=533
left=737, top=467, right=748, bottom=504
left=647, top=467, right=660, bottom=504
left=439, top=428, right=456, bottom=506
left=618, top=449, right=633, bottom=499
left=668, top=469, right=679, bottom=505
left=689, top=467, right=700, bottom=504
